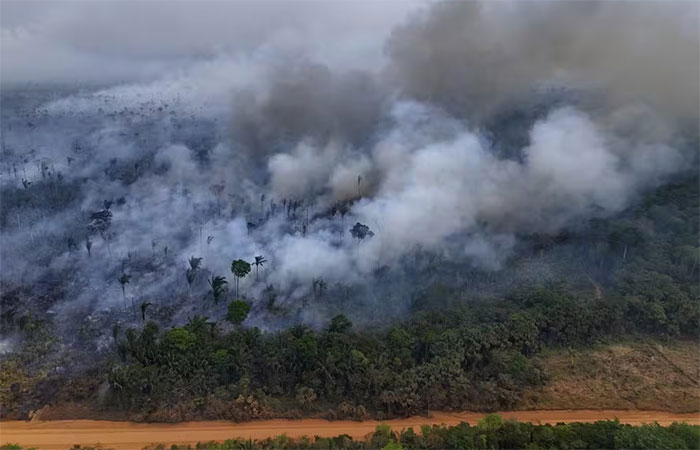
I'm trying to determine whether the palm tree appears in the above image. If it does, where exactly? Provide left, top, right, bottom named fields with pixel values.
left=111, top=322, right=120, bottom=344
left=317, top=279, right=327, bottom=298
left=118, top=273, right=132, bottom=312
left=65, top=236, right=77, bottom=253
left=206, top=235, right=214, bottom=259
left=337, top=203, right=349, bottom=235
left=186, top=256, right=203, bottom=292
left=230, top=259, right=251, bottom=299
left=253, top=255, right=267, bottom=280
left=312, top=278, right=326, bottom=298
left=210, top=183, right=225, bottom=217
left=260, top=194, right=266, bottom=219
left=208, top=275, right=228, bottom=304
left=140, top=301, right=152, bottom=323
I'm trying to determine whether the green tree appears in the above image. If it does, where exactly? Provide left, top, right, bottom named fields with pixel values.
left=163, top=328, right=196, bottom=352
left=231, top=259, right=251, bottom=298
left=227, top=300, right=251, bottom=326
left=614, top=423, right=689, bottom=450
left=328, top=314, right=352, bottom=333
left=478, top=413, right=505, bottom=432
left=382, top=440, right=404, bottom=450
left=296, top=386, right=317, bottom=410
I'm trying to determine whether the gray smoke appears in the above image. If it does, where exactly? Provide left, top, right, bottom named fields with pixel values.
left=387, top=1, right=699, bottom=120
left=0, top=1, right=698, bottom=337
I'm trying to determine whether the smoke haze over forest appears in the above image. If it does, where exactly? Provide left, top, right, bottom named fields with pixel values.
left=1, top=0, right=698, bottom=348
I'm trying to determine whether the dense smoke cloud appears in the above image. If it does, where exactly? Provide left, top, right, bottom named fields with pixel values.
left=387, top=1, right=700, bottom=120
left=1, top=1, right=698, bottom=335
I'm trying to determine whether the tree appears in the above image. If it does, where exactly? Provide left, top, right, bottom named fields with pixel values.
left=350, top=222, right=374, bottom=246
left=210, top=182, right=225, bottom=217
left=163, top=328, right=196, bottom=352
left=260, top=193, right=266, bottom=219
left=478, top=413, right=505, bottom=432
left=382, top=441, right=403, bottom=450
left=253, top=255, right=267, bottom=280
left=88, top=208, right=112, bottom=237
left=296, top=386, right=317, bottom=410
left=208, top=275, right=228, bottom=304
left=85, top=235, right=92, bottom=256
left=231, top=259, right=251, bottom=298
left=186, top=256, right=202, bottom=292
left=337, top=203, right=349, bottom=235
left=111, top=322, right=120, bottom=344
left=206, top=235, right=214, bottom=259
left=65, top=235, right=77, bottom=253
left=312, top=278, right=329, bottom=298
left=140, top=301, right=152, bottom=323
left=328, top=314, right=352, bottom=333
left=227, top=300, right=251, bottom=326
left=118, top=273, right=132, bottom=311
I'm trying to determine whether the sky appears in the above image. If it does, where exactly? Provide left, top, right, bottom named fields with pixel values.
left=1, top=0, right=424, bottom=85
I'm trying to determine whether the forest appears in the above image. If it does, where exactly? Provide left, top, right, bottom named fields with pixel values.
left=1, top=175, right=697, bottom=421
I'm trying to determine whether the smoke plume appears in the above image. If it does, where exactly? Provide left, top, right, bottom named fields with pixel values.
left=0, top=1, right=697, bottom=340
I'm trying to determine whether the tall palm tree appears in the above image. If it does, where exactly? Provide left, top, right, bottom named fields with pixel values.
left=206, top=235, right=214, bottom=259
left=118, top=273, right=132, bottom=312
left=85, top=235, right=93, bottom=257
left=260, top=194, right=266, bottom=219
left=140, top=301, right=152, bottom=323
left=111, top=322, right=120, bottom=344
left=186, top=256, right=203, bottom=292
left=208, top=275, right=228, bottom=304
left=317, top=279, right=327, bottom=298
left=253, top=255, right=267, bottom=280
left=230, top=259, right=251, bottom=299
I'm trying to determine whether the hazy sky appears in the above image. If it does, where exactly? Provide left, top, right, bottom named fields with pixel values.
left=1, top=0, right=424, bottom=85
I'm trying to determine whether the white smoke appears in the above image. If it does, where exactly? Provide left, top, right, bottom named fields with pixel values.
left=0, top=0, right=697, bottom=330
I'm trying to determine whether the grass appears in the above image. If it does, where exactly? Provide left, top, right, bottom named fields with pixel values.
left=521, top=339, right=700, bottom=412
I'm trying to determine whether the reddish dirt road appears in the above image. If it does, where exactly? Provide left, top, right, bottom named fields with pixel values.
left=2, top=410, right=698, bottom=450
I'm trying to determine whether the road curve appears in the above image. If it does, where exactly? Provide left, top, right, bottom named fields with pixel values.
left=2, top=410, right=698, bottom=450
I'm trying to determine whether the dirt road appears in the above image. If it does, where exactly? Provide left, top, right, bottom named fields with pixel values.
left=2, top=410, right=698, bottom=450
